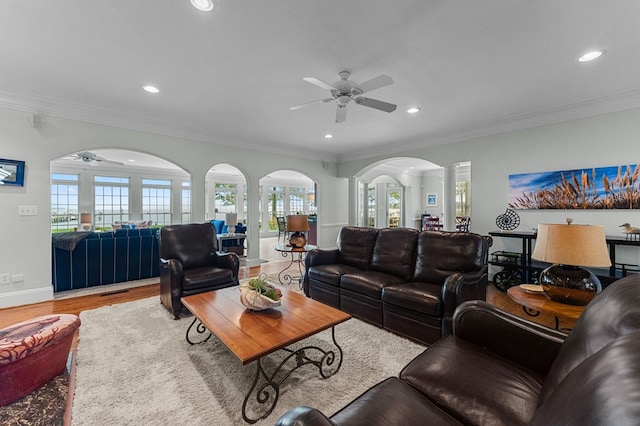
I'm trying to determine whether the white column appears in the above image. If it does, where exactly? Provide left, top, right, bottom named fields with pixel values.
left=245, top=178, right=261, bottom=267
left=348, top=177, right=358, bottom=226
left=443, top=165, right=456, bottom=231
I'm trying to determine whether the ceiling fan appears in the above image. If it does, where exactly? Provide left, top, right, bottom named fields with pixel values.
left=290, top=71, right=397, bottom=123
left=67, top=151, right=124, bottom=166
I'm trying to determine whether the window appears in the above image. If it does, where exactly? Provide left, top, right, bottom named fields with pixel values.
left=94, top=176, right=129, bottom=230
left=387, top=183, right=401, bottom=228
left=368, top=186, right=376, bottom=227
left=181, top=181, right=191, bottom=224
left=51, top=173, right=79, bottom=232
left=142, top=178, right=172, bottom=225
left=215, top=183, right=237, bottom=214
left=289, top=187, right=305, bottom=214
left=456, top=181, right=471, bottom=216
left=267, top=186, right=285, bottom=231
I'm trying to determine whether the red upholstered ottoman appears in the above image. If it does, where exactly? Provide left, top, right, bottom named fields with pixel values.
left=0, top=314, right=81, bottom=406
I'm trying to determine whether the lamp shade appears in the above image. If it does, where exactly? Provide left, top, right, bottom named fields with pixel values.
left=80, top=212, right=92, bottom=224
left=532, top=224, right=611, bottom=267
left=225, top=213, right=238, bottom=226
left=286, top=215, right=309, bottom=232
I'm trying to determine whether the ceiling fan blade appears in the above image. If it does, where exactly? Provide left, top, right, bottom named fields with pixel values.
left=289, top=98, right=334, bottom=111
left=303, top=77, right=337, bottom=91
left=358, top=75, right=394, bottom=94
left=355, top=97, right=397, bottom=113
left=336, top=107, right=347, bottom=123
left=95, top=157, right=124, bottom=166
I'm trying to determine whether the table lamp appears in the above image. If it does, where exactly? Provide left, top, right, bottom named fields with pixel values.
left=286, top=215, right=309, bottom=248
left=225, top=213, right=238, bottom=234
left=531, top=222, right=611, bottom=306
left=80, top=212, right=92, bottom=231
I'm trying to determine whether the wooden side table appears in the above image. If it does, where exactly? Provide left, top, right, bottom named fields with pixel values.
left=507, top=286, right=585, bottom=332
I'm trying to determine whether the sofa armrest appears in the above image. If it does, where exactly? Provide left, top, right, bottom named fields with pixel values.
left=303, top=249, right=340, bottom=295
left=305, top=248, right=339, bottom=267
left=275, top=406, right=337, bottom=426
left=441, top=270, right=488, bottom=335
left=453, top=300, right=566, bottom=375
left=213, top=252, right=240, bottom=278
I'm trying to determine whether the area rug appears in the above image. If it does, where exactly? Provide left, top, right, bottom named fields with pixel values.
left=71, top=296, right=426, bottom=425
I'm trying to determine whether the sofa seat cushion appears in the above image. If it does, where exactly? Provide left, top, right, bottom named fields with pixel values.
left=308, top=264, right=364, bottom=287
left=382, top=282, right=442, bottom=316
left=331, top=377, right=463, bottom=426
left=183, top=266, right=234, bottom=291
left=400, top=336, right=544, bottom=426
left=341, top=271, right=407, bottom=300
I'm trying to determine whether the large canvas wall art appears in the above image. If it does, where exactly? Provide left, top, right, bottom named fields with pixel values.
left=508, top=164, right=640, bottom=209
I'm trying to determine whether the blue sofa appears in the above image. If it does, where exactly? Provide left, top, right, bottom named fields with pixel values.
left=51, top=228, right=160, bottom=292
left=210, top=219, right=246, bottom=255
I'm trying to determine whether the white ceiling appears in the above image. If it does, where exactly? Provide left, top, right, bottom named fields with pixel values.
left=3, top=1, right=640, bottom=162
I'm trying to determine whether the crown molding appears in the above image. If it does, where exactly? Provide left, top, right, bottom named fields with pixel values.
left=0, top=91, right=338, bottom=163
left=337, top=87, right=640, bottom=163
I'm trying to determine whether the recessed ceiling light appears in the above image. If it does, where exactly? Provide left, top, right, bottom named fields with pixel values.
left=128, top=159, right=136, bottom=162
left=407, top=107, right=421, bottom=114
left=577, top=50, right=604, bottom=63
left=324, top=134, right=333, bottom=139
left=190, top=0, right=214, bottom=12
left=142, top=85, right=159, bottom=94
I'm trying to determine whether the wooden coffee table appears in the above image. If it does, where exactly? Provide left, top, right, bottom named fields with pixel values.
left=181, top=286, right=351, bottom=423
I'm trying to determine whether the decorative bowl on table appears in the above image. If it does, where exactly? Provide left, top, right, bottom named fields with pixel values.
left=240, top=273, right=282, bottom=311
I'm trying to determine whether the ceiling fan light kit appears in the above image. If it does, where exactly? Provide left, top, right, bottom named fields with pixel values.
left=290, top=71, right=397, bottom=123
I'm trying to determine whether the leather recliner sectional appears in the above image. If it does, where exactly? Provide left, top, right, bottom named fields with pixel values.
left=303, top=226, right=493, bottom=344
left=277, top=274, right=640, bottom=426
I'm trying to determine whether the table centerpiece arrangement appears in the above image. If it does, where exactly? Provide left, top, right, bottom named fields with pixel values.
left=240, top=273, right=282, bottom=311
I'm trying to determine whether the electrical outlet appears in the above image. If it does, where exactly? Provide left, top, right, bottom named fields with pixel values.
left=11, top=274, right=24, bottom=283
left=17, top=206, right=38, bottom=216
left=0, top=273, right=10, bottom=285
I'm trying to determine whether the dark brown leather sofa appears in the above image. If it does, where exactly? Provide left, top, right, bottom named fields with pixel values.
left=303, top=226, right=492, bottom=344
left=158, top=223, right=239, bottom=319
left=277, top=274, right=640, bottom=426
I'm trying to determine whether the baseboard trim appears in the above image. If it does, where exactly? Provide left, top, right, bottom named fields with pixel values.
left=0, top=286, right=54, bottom=309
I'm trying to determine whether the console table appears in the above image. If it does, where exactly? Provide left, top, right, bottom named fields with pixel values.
left=216, top=233, right=246, bottom=256
left=489, top=230, right=640, bottom=291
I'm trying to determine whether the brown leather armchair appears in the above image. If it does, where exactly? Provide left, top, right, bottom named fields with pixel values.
left=158, top=223, right=239, bottom=319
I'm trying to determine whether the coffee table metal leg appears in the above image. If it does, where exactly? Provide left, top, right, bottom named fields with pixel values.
left=185, top=317, right=212, bottom=345
left=241, top=327, right=344, bottom=424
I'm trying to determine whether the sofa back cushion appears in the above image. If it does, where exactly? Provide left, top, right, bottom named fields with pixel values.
left=337, top=226, right=379, bottom=270
left=370, top=228, right=419, bottom=280
left=531, top=328, right=640, bottom=425
left=539, top=274, right=640, bottom=405
left=413, top=231, right=489, bottom=283
left=160, top=223, right=216, bottom=269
